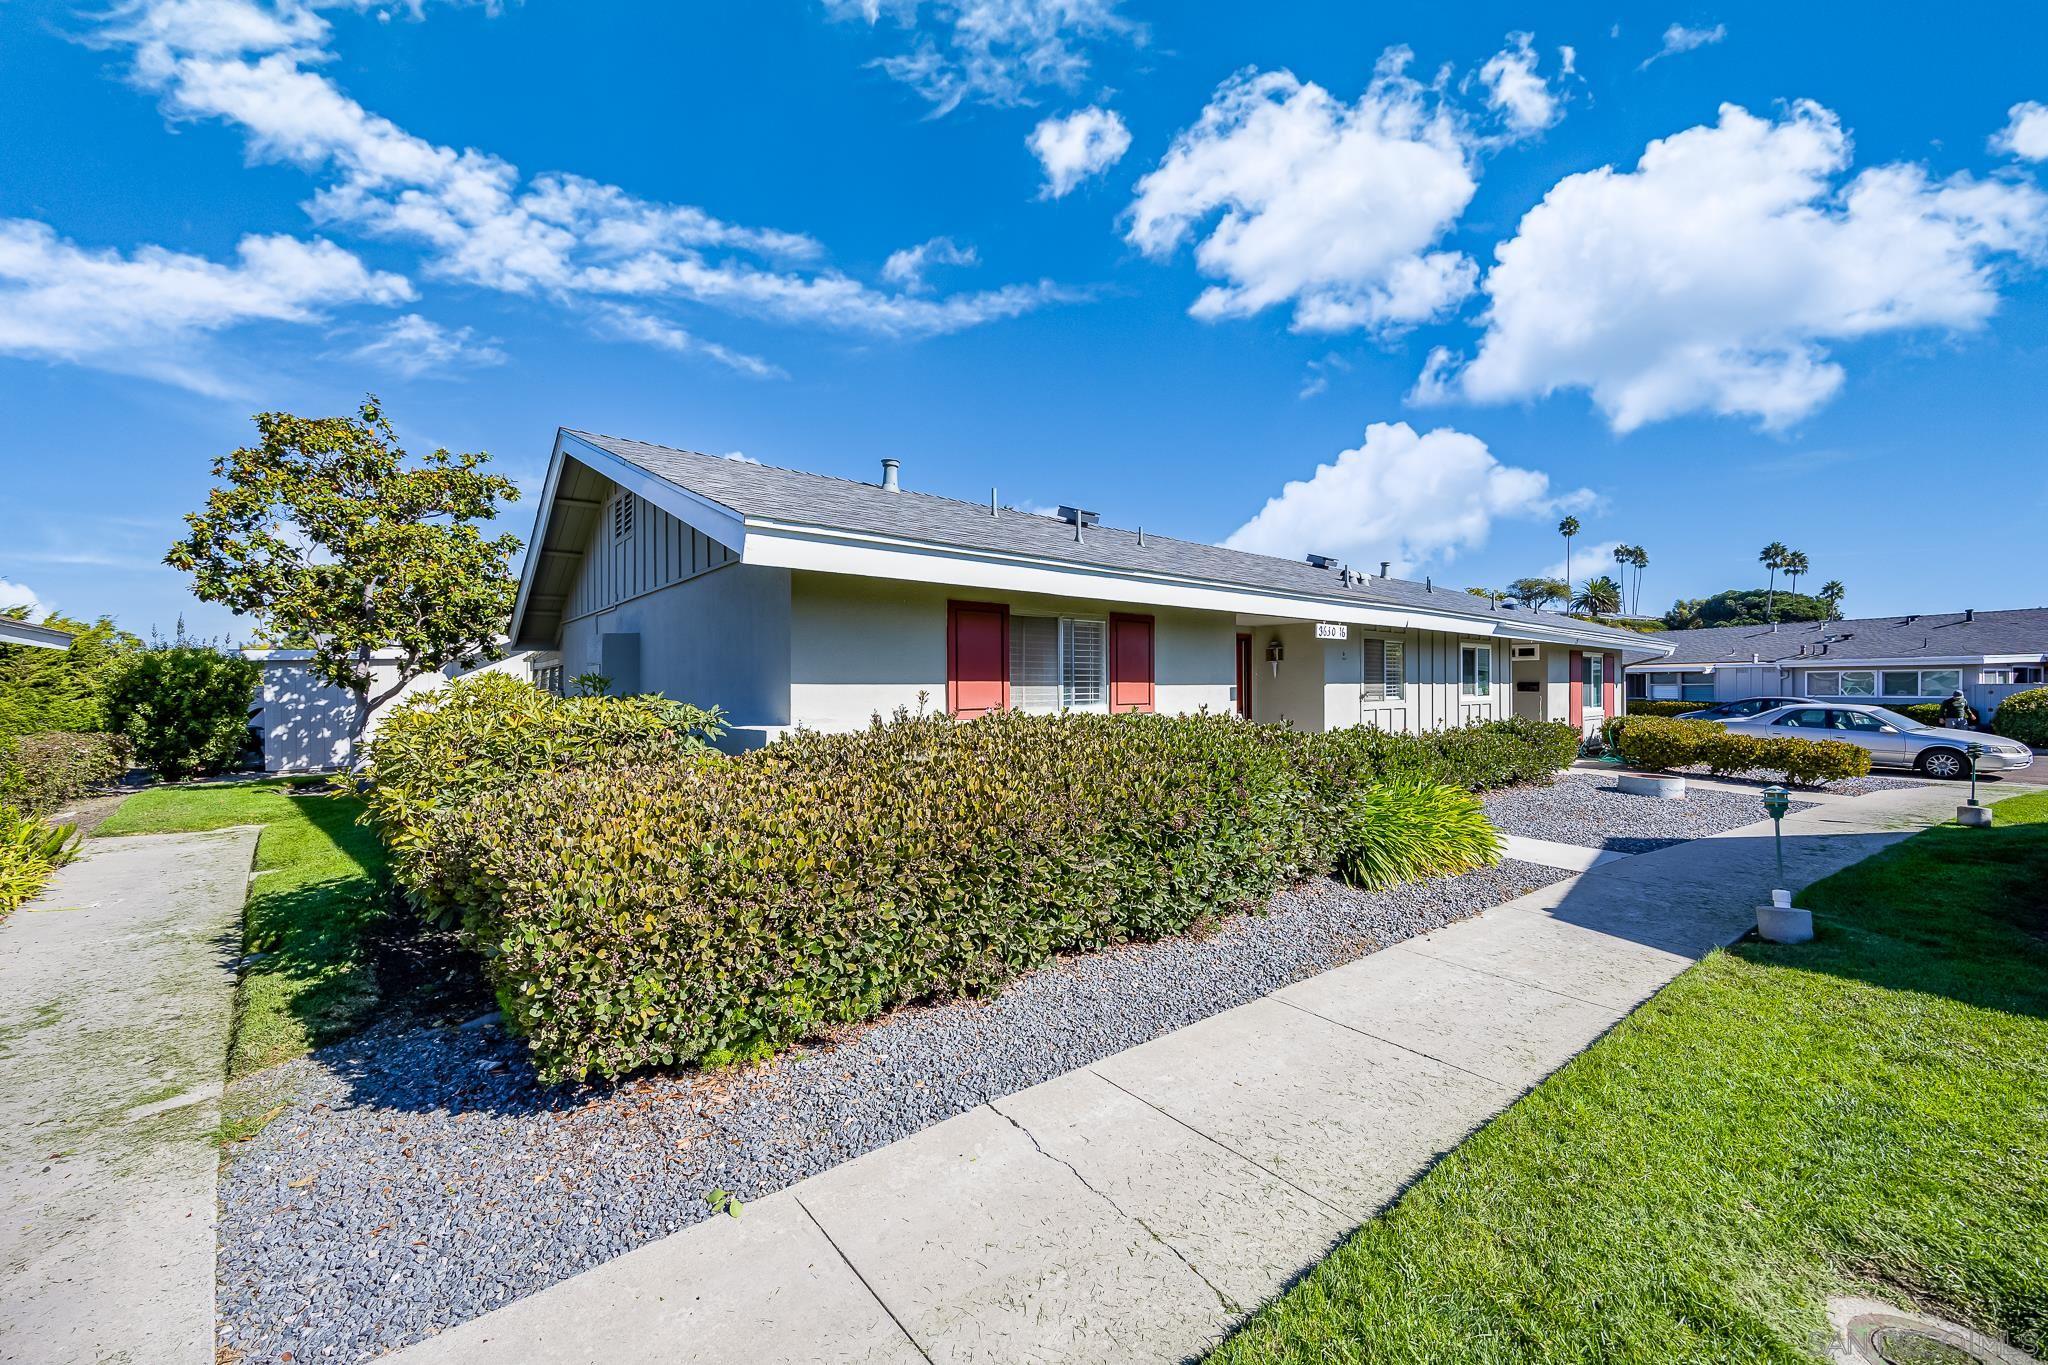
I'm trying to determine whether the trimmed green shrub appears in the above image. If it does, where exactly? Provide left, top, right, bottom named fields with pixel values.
left=1626, top=699, right=1714, bottom=718
left=405, top=709, right=1554, bottom=1082
left=0, top=732, right=132, bottom=818
left=0, top=806, right=80, bottom=919
left=1992, top=687, right=2048, bottom=748
left=359, top=671, right=724, bottom=923
left=101, top=646, right=261, bottom=779
left=1605, top=715, right=1870, bottom=784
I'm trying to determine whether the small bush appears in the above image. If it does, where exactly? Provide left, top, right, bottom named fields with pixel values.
left=1626, top=699, right=1715, bottom=718
left=1607, top=715, right=1869, bottom=784
left=1992, top=687, right=2048, bottom=748
left=0, top=805, right=80, bottom=918
left=360, top=672, right=723, bottom=923
left=402, top=709, right=1566, bottom=1082
left=0, top=732, right=131, bottom=818
left=102, top=646, right=260, bottom=779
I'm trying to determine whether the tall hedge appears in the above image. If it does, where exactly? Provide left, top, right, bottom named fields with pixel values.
left=101, top=646, right=261, bottom=779
left=1992, top=687, right=2048, bottom=748
left=395, top=710, right=1574, bottom=1081
left=1626, top=699, right=1713, bottom=718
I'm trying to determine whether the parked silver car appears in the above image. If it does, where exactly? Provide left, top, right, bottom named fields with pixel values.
left=1716, top=703, right=2034, bottom=779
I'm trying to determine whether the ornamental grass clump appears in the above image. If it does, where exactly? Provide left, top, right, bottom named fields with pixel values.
left=411, top=709, right=1568, bottom=1082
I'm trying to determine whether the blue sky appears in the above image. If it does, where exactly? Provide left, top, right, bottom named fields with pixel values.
left=4, top=0, right=2045, bottom=640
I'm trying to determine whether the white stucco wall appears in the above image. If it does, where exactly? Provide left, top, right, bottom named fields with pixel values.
left=787, top=573, right=1236, bottom=731
left=253, top=650, right=540, bottom=773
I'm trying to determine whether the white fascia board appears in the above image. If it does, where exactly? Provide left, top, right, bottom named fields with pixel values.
left=1624, top=661, right=1717, bottom=673
left=507, top=435, right=570, bottom=644
left=0, top=619, right=72, bottom=649
left=1780, top=655, right=1996, bottom=668
left=742, top=521, right=1675, bottom=654
left=558, top=433, right=748, bottom=550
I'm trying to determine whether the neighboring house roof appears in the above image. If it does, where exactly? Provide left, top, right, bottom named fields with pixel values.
left=513, top=429, right=1668, bottom=658
left=0, top=617, right=73, bottom=650
left=1627, top=607, right=2048, bottom=669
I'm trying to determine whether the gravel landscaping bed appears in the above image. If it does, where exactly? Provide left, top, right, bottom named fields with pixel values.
left=1483, top=774, right=1818, bottom=853
left=215, top=858, right=1570, bottom=1364
left=1664, top=766, right=1931, bottom=796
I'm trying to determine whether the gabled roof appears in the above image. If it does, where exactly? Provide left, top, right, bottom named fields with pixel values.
left=1631, top=607, right=2048, bottom=668
left=512, top=428, right=1668, bottom=656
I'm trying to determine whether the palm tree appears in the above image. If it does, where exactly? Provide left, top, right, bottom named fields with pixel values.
left=1818, top=580, right=1846, bottom=620
left=1612, top=543, right=1634, bottom=612
left=1781, top=549, right=1810, bottom=596
left=1629, top=545, right=1650, bottom=615
left=1570, top=575, right=1622, bottom=619
left=1558, top=516, right=1581, bottom=587
left=1759, top=541, right=1789, bottom=621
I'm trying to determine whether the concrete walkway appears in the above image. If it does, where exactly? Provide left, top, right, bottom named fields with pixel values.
left=389, top=782, right=1999, bottom=1365
left=0, top=827, right=257, bottom=1365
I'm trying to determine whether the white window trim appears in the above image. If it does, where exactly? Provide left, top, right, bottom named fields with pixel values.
left=1359, top=634, right=1408, bottom=704
left=1583, top=653, right=1605, bottom=710
left=1460, top=643, right=1493, bottom=698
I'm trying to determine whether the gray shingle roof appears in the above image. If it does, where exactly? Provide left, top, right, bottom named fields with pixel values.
left=1635, top=608, right=2048, bottom=667
left=564, top=430, right=1657, bottom=651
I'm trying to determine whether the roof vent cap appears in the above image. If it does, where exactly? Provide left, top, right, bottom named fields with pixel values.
left=880, top=458, right=900, bottom=492
left=1305, top=553, right=1337, bottom=570
left=1965, top=608, right=1976, bottom=622
left=1378, top=560, right=1392, bottom=578
left=1057, top=506, right=1099, bottom=527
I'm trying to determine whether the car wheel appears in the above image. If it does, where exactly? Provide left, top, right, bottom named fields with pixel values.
left=1918, top=748, right=1968, bottom=780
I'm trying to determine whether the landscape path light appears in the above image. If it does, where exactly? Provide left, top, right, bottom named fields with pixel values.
left=1957, top=742, right=1993, bottom=827
left=1755, top=784, right=1812, bottom=944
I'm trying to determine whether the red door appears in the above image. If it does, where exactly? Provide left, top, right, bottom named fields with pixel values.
left=1109, top=613, right=1155, bottom=713
left=947, top=601, right=1009, bottom=718
left=1235, top=632, right=1253, bottom=719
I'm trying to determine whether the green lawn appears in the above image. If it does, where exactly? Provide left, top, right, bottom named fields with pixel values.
left=1211, top=791, right=2048, bottom=1364
left=98, top=780, right=390, bottom=1078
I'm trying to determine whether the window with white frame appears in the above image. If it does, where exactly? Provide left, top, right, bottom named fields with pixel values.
left=1360, top=637, right=1406, bottom=701
left=1009, top=615, right=1106, bottom=713
left=1583, top=653, right=1604, bottom=707
left=1812, top=668, right=1964, bottom=698
left=1984, top=665, right=2046, bottom=686
left=1460, top=644, right=1491, bottom=697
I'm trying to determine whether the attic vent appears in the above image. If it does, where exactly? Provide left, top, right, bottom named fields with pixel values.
left=612, top=494, right=634, bottom=542
left=1057, top=506, right=1099, bottom=528
left=1306, top=553, right=1337, bottom=570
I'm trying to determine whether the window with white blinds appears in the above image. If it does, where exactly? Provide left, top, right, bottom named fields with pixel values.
left=1009, top=615, right=1107, bottom=713
left=1359, top=638, right=1406, bottom=701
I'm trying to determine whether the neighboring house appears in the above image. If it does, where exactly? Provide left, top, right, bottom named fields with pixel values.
left=507, top=429, right=1670, bottom=749
left=0, top=618, right=73, bottom=650
left=1625, top=608, right=2048, bottom=719
left=246, top=646, right=551, bottom=773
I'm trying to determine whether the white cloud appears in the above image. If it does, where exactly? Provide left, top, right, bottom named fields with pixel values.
left=1433, top=101, right=2048, bottom=431
left=1028, top=106, right=1131, bottom=197
left=0, top=579, right=50, bottom=622
left=0, top=217, right=410, bottom=393
left=1540, top=540, right=1624, bottom=584
left=588, top=305, right=787, bottom=380
left=1223, top=421, right=1593, bottom=573
left=1639, top=22, right=1725, bottom=69
left=89, top=0, right=1071, bottom=372
left=1992, top=101, right=2048, bottom=161
left=348, top=312, right=504, bottom=376
left=1478, top=32, right=1560, bottom=136
left=1127, top=52, right=1478, bottom=335
left=881, top=236, right=979, bottom=291
left=823, top=0, right=1139, bottom=115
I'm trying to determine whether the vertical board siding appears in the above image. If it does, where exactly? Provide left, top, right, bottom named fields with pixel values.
left=564, top=490, right=735, bottom=624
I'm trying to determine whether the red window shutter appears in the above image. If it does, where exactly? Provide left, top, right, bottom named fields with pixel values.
left=1605, top=651, right=1621, bottom=717
left=1568, top=650, right=1584, bottom=717
left=1109, top=613, right=1155, bottom=713
left=947, top=601, right=1009, bottom=718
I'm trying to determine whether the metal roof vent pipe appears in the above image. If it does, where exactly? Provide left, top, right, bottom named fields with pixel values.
left=880, top=458, right=900, bottom=492
left=1378, top=560, right=1391, bottom=578
left=1965, top=608, right=1976, bottom=622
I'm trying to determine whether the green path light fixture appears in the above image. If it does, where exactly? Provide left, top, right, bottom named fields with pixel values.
left=1755, top=784, right=1812, bottom=943
left=1958, top=743, right=1993, bottom=827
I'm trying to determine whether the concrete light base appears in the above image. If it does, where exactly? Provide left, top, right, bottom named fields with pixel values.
left=1617, top=773, right=1687, bottom=799
left=1957, top=804, right=1993, bottom=827
left=1756, top=904, right=1814, bottom=944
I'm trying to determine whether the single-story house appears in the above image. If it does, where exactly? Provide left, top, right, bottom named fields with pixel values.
left=0, top=617, right=73, bottom=650
left=246, top=646, right=549, bottom=773
left=1625, top=608, right=2048, bottom=719
left=506, top=429, right=1669, bottom=748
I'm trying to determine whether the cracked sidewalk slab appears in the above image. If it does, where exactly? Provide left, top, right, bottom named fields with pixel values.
left=0, top=826, right=257, bottom=1365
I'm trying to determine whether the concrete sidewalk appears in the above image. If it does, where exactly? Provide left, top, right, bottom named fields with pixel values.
left=391, top=782, right=1995, bottom=1365
left=0, top=827, right=257, bottom=1365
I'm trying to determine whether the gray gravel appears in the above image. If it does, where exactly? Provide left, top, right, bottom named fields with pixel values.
left=1663, top=766, right=1931, bottom=796
left=1483, top=773, right=1817, bottom=853
left=215, top=857, right=1571, bottom=1364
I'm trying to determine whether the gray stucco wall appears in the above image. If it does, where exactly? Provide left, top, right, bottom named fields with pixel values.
left=559, top=562, right=793, bottom=725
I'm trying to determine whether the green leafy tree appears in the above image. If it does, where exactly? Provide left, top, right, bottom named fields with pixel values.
left=1662, top=588, right=1829, bottom=629
left=1758, top=541, right=1789, bottom=621
left=1558, top=516, right=1582, bottom=587
left=166, top=398, right=522, bottom=747
left=0, top=609, right=142, bottom=739
left=1818, top=580, right=1846, bottom=619
left=1569, top=575, right=1622, bottom=619
left=1508, top=576, right=1570, bottom=610
left=102, top=644, right=260, bottom=779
